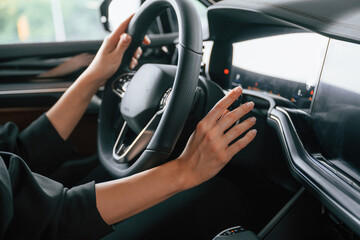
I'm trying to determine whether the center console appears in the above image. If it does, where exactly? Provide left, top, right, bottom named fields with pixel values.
left=213, top=187, right=347, bottom=240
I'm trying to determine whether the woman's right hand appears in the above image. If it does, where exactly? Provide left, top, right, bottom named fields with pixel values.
left=95, top=87, right=256, bottom=225
left=177, top=87, right=257, bottom=190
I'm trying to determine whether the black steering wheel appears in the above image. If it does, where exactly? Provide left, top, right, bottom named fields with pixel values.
left=98, top=0, right=203, bottom=178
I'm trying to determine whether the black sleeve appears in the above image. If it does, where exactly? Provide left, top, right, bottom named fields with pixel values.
left=0, top=121, right=21, bottom=155
left=0, top=152, right=113, bottom=239
left=0, top=114, right=77, bottom=175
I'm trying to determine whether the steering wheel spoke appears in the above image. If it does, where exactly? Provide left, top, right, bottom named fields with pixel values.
left=113, top=110, right=163, bottom=163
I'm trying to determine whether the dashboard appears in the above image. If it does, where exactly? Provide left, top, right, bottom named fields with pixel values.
left=207, top=0, right=360, bottom=236
left=230, top=32, right=329, bottom=110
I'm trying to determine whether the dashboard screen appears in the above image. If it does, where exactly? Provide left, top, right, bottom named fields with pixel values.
left=231, top=33, right=328, bottom=109
left=312, top=38, right=360, bottom=177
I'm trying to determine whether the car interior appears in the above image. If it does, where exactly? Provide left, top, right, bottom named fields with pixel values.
left=1, top=0, right=360, bottom=239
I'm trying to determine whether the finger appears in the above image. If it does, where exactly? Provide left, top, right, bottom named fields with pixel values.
left=102, top=14, right=134, bottom=52
left=129, top=57, right=138, bottom=69
left=225, top=117, right=256, bottom=144
left=218, top=101, right=254, bottom=132
left=115, top=33, right=132, bottom=54
left=133, top=47, right=143, bottom=59
left=143, top=35, right=151, bottom=45
left=110, top=14, right=135, bottom=41
left=201, top=87, right=242, bottom=129
left=227, top=129, right=257, bottom=157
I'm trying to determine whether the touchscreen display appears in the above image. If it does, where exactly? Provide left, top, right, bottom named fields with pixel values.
left=232, top=33, right=328, bottom=109
left=312, top=39, right=360, bottom=174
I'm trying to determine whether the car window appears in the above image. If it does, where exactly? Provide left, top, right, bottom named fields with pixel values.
left=193, top=1, right=209, bottom=38
left=0, top=0, right=208, bottom=45
left=108, top=0, right=209, bottom=37
left=0, top=0, right=107, bottom=44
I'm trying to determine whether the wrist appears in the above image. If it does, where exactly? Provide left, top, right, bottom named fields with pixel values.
left=77, top=69, right=104, bottom=91
left=81, top=69, right=103, bottom=87
left=68, top=73, right=100, bottom=104
left=161, top=158, right=188, bottom=193
left=172, top=157, right=197, bottom=192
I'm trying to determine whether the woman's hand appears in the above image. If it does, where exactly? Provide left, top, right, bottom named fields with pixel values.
left=177, top=87, right=257, bottom=190
left=95, top=87, right=257, bottom=225
left=46, top=15, right=150, bottom=140
left=83, top=14, right=151, bottom=88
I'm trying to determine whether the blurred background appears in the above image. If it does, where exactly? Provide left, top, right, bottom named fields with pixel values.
left=0, top=0, right=108, bottom=44
left=0, top=0, right=208, bottom=44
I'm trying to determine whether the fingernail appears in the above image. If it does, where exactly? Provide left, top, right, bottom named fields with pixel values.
left=123, top=34, right=132, bottom=42
left=136, top=53, right=141, bottom=59
left=145, top=35, right=151, bottom=43
left=251, top=129, right=257, bottom=135
left=250, top=117, right=256, bottom=123
left=130, top=64, right=135, bottom=69
left=234, top=86, right=242, bottom=93
left=247, top=101, right=254, bottom=108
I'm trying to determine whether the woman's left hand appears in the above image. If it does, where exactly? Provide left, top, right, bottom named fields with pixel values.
left=84, top=14, right=151, bottom=87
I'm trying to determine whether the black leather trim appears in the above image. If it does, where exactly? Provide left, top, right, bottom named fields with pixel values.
left=246, top=1, right=360, bottom=31
left=268, top=107, right=360, bottom=235
left=0, top=41, right=102, bottom=61
left=209, top=0, right=360, bottom=44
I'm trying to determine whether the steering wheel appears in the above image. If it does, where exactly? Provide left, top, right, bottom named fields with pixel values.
left=98, top=0, right=203, bottom=178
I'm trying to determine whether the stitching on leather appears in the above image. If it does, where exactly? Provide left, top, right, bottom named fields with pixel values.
left=239, top=0, right=360, bottom=31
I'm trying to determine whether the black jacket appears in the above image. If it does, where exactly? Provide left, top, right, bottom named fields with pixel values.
left=0, top=115, right=112, bottom=239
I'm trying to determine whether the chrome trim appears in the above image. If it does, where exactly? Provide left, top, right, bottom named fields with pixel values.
left=270, top=111, right=350, bottom=185
left=159, top=88, right=172, bottom=110
left=274, top=106, right=360, bottom=190
left=113, top=110, right=163, bottom=163
left=275, top=107, right=305, bottom=149
left=113, top=121, right=129, bottom=159
left=314, top=154, right=360, bottom=191
left=269, top=109, right=360, bottom=233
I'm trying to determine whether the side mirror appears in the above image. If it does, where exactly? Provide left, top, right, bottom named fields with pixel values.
left=100, top=0, right=112, bottom=32
left=99, top=0, right=142, bottom=32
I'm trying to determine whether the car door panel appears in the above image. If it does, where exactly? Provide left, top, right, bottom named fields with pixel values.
left=0, top=41, right=103, bottom=155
